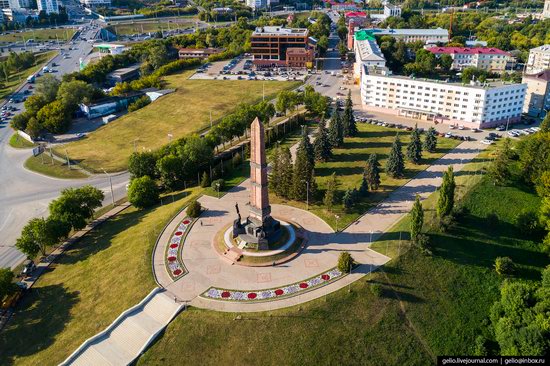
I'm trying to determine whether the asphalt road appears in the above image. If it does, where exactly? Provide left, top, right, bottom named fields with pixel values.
left=0, top=21, right=130, bottom=270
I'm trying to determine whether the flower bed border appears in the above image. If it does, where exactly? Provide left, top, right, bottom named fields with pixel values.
left=164, top=217, right=195, bottom=280
left=199, top=267, right=345, bottom=303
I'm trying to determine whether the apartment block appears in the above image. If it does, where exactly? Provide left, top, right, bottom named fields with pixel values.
left=250, top=26, right=315, bottom=68
left=427, top=47, right=512, bottom=73
left=522, top=70, right=550, bottom=118
left=526, top=45, right=550, bottom=74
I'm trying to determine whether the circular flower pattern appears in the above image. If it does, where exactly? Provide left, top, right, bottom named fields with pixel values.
left=299, top=283, right=308, bottom=289
left=321, top=274, right=330, bottom=281
left=274, top=289, right=284, bottom=296
left=182, top=220, right=190, bottom=225
left=170, top=244, right=178, bottom=249
left=247, top=293, right=257, bottom=299
left=221, top=291, right=230, bottom=298
left=174, top=231, right=183, bottom=236
left=173, top=269, right=182, bottom=276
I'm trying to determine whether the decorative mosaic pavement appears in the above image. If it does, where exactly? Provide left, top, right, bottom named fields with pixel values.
left=200, top=267, right=344, bottom=302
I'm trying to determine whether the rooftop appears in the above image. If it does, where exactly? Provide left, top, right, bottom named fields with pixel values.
left=373, top=27, right=449, bottom=36
left=523, top=69, right=550, bottom=82
left=252, top=26, right=308, bottom=37
left=345, top=11, right=367, bottom=17
left=530, top=44, right=550, bottom=52
left=427, top=46, right=511, bottom=56
left=355, top=37, right=385, bottom=62
left=107, top=64, right=140, bottom=77
left=179, top=47, right=224, bottom=53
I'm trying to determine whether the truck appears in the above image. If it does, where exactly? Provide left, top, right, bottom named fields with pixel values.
left=26, top=74, right=35, bottom=83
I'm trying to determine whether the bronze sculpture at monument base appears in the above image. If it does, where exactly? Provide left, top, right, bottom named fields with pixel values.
left=232, top=203, right=281, bottom=250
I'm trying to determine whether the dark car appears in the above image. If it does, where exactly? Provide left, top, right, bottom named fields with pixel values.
left=20, top=260, right=36, bottom=277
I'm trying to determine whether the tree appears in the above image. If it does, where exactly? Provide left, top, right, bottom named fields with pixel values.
left=386, top=134, right=405, bottom=178
left=438, top=53, right=453, bottom=72
left=36, top=101, right=71, bottom=134
left=128, top=152, right=157, bottom=179
left=128, top=176, right=159, bottom=209
left=275, top=90, right=299, bottom=115
left=269, top=147, right=281, bottom=192
left=494, top=257, right=515, bottom=276
left=410, top=195, right=424, bottom=244
left=323, top=173, right=338, bottom=211
left=278, top=147, right=294, bottom=199
left=342, top=189, right=354, bottom=212
left=359, top=176, right=369, bottom=195
left=337, top=251, right=353, bottom=273
left=187, top=200, right=202, bottom=218
left=16, top=217, right=68, bottom=257
left=540, top=113, right=550, bottom=133
left=24, top=94, right=48, bottom=115
left=57, top=80, right=95, bottom=111
left=313, top=119, right=332, bottom=162
left=489, top=139, right=512, bottom=185
left=328, top=109, right=344, bottom=148
left=49, top=186, right=104, bottom=231
left=35, top=74, right=60, bottom=102
left=156, top=154, right=183, bottom=190
left=292, top=131, right=316, bottom=201
left=424, top=127, right=437, bottom=153
left=364, top=153, right=381, bottom=190
left=10, top=111, right=31, bottom=131
left=0, top=268, right=15, bottom=300
left=438, top=166, right=456, bottom=219
left=406, top=125, right=422, bottom=164
left=300, top=127, right=314, bottom=166
left=342, top=90, right=357, bottom=137
left=25, top=117, right=41, bottom=140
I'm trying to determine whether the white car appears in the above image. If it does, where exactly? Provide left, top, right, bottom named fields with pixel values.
left=507, top=130, right=519, bottom=137
left=480, top=139, right=494, bottom=145
left=445, top=132, right=453, bottom=138
left=496, top=125, right=505, bottom=131
left=449, top=125, right=457, bottom=129
left=458, top=125, right=465, bottom=130
left=532, top=127, right=540, bottom=132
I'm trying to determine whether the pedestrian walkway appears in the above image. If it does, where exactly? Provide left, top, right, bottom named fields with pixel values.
left=60, top=288, right=183, bottom=366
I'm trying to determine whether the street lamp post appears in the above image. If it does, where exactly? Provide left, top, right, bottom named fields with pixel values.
left=335, top=214, right=340, bottom=232
left=102, top=168, right=115, bottom=206
left=216, top=182, right=220, bottom=199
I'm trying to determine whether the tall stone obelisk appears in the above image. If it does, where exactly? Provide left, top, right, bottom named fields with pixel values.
left=249, top=117, right=271, bottom=224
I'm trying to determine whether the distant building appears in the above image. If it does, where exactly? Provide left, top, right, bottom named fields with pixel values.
left=353, top=30, right=386, bottom=81
left=246, top=0, right=267, bottom=10
left=80, top=92, right=145, bottom=119
left=344, top=11, right=368, bottom=25
left=383, top=4, right=401, bottom=18
left=106, top=64, right=140, bottom=86
left=2, top=8, right=38, bottom=22
left=526, top=45, right=550, bottom=74
left=372, top=27, right=449, bottom=44
left=427, top=47, right=512, bottom=73
left=465, top=40, right=488, bottom=47
left=250, top=26, right=315, bottom=69
left=542, top=0, right=550, bottom=19
left=37, top=0, right=59, bottom=14
left=96, top=43, right=126, bottom=55
left=79, top=0, right=112, bottom=7
left=522, top=70, right=550, bottom=118
left=178, top=47, right=224, bottom=60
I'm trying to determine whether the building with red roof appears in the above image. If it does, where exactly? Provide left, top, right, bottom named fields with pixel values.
left=427, top=46, right=513, bottom=73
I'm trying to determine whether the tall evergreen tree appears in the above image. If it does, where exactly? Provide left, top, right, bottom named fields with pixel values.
left=300, top=126, right=314, bottom=166
left=342, top=90, right=357, bottom=137
left=279, top=147, right=294, bottom=199
left=437, top=166, right=456, bottom=219
left=292, top=132, right=315, bottom=201
left=342, top=189, right=354, bottom=212
left=359, top=176, right=369, bottom=195
left=365, top=153, right=381, bottom=190
left=489, top=140, right=512, bottom=185
left=386, top=134, right=405, bottom=178
left=269, top=146, right=281, bottom=194
left=540, top=112, right=550, bottom=133
left=323, top=172, right=338, bottom=211
left=407, top=125, right=422, bottom=164
left=328, top=109, right=344, bottom=148
left=410, top=195, right=424, bottom=244
left=313, top=119, right=332, bottom=162
left=423, top=127, right=437, bottom=153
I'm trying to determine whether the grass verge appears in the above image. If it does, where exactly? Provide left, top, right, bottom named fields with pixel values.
left=0, top=187, right=201, bottom=366
left=60, top=70, right=301, bottom=172
left=0, top=29, right=75, bottom=43
left=9, top=134, right=35, bottom=149
left=24, top=154, right=88, bottom=179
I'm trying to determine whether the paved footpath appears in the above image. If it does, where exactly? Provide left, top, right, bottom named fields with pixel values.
left=153, top=140, right=486, bottom=312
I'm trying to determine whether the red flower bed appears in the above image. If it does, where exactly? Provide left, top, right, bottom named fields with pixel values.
left=173, top=269, right=182, bottom=276
left=183, top=220, right=190, bottom=225
left=247, top=293, right=257, bottom=299
left=174, top=231, right=183, bottom=236
left=321, top=274, right=330, bottom=281
left=299, top=283, right=308, bottom=289
left=274, top=289, right=284, bottom=296
left=170, top=244, right=178, bottom=249
left=167, top=256, right=177, bottom=262
left=221, top=291, right=230, bottom=298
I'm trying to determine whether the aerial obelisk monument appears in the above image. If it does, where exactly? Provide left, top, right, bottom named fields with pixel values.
left=232, top=117, right=281, bottom=250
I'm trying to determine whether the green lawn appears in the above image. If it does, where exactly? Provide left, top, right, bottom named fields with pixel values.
left=24, top=155, right=89, bottom=179
left=0, top=28, right=75, bottom=43
left=271, top=123, right=461, bottom=229
left=9, top=134, right=35, bottom=149
left=136, top=143, right=548, bottom=365
left=0, top=188, right=201, bottom=366
left=59, top=70, right=301, bottom=173
left=107, top=18, right=196, bottom=35
left=0, top=51, right=57, bottom=101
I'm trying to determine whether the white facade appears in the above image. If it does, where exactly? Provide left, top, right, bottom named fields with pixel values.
left=360, top=70, right=526, bottom=128
left=428, top=47, right=512, bottom=73
left=526, top=45, right=550, bottom=74
left=373, top=27, right=449, bottom=44
left=353, top=37, right=386, bottom=81
left=383, top=4, right=401, bottom=18
left=37, top=0, right=59, bottom=13
left=543, top=0, right=550, bottom=19
left=522, top=70, right=550, bottom=118
left=247, top=0, right=267, bottom=10
left=79, top=0, right=111, bottom=7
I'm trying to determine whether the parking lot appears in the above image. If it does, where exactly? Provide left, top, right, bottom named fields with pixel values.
left=189, top=55, right=308, bottom=82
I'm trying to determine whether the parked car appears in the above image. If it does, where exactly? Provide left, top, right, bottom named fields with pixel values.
left=496, top=125, right=505, bottom=131
left=20, top=259, right=36, bottom=277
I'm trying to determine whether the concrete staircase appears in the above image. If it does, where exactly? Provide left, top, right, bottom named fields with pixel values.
left=61, top=288, right=182, bottom=366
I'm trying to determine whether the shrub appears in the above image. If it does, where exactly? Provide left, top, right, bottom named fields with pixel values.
left=211, top=179, right=225, bottom=191
left=438, top=214, right=455, bottom=232
left=187, top=200, right=202, bottom=218
left=473, top=335, right=488, bottom=356
left=369, top=283, right=382, bottom=297
left=200, top=172, right=210, bottom=188
left=416, top=233, right=432, bottom=256
left=337, top=251, right=354, bottom=273
left=515, top=210, right=543, bottom=234
left=494, top=256, right=515, bottom=276
left=128, top=176, right=159, bottom=209
left=127, top=95, right=151, bottom=113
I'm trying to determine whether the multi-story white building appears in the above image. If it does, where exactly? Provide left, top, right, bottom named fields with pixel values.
left=371, top=27, right=449, bottom=44
left=542, top=0, right=550, bottom=19
left=246, top=0, right=267, bottom=10
left=360, top=67, right=526, bottom=128
left=427, top=47, right=512, bottom=73
left=79, top=0, right=111, bottom=7
left=383, top=4, right=401, bottom=18
left=353, top=30, right=386, bottom=81
left=526, top=45, right=550, bottom=74
left=37, top=0, right=59, bottom=13
left=522, top=70, right=550, bottom=118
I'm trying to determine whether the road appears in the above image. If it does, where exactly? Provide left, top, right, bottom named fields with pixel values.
left=0, top=21, right=130, bottom=270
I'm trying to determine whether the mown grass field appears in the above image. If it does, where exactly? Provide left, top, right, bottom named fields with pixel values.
left=107, top=18, right=196, bottom=35
left=9, top=134, right=35, bottom=149
left=0, top=188, right=201, bottom=366
left=0, top=28, right=75, bottom=43
left=271, top=122, right=461, bottom=229
left=24, top=155, right=88, bottom=179
left=60, top=70, right=301, bottom=172
left=137, top=144, right=549, bottom=365
left=0, top=51, right=56, bottom=101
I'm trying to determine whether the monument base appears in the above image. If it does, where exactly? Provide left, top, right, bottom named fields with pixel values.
left=233, top=216, right=282, bottom=250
